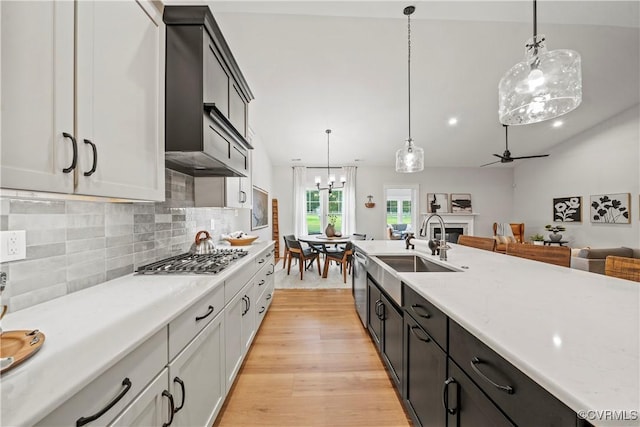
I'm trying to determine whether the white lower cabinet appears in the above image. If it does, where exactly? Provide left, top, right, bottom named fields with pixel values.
left=169, top=311, right=226, bottom=427
left=110, top=369, right=171, bottom=427
left=225, top=280, right=255, bottom=392
left=36, top=329, right=167, bottom=427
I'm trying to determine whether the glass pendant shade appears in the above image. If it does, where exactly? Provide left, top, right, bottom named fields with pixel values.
left=499, top=35, right=582, bottom=125
left=395, top=139, right=424, bottom=173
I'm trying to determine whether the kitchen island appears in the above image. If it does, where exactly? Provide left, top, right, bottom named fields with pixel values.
left=354, top=240, right=639, bottom=427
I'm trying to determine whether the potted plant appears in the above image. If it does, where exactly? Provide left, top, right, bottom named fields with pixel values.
left=544, top=224, right=566, bottom=242
left=530, top=234, right=545, bottom=245
left=325, top=215, right=337, bottom=237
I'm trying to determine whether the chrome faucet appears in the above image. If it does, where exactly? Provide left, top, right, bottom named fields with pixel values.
left=419, top=214, right=450, bottom=261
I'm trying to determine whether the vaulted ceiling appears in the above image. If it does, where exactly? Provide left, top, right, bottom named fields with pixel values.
left=207, top=1, right=640, bottom=168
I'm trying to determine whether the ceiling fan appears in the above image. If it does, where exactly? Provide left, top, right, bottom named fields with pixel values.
left=480, top=125, right=550, bottom=167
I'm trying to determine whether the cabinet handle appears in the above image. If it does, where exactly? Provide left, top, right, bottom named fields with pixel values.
left=470, top=357, right=515, bottom=394
left=239, top=190, right=247, bottom=203
left=173, top=377, right=186, bottom=413
left=195, top=305, right=214, bottom=321
left=411, top=304, right=431, bottom=319
left=162, top=390, right=175, bottom=427
left=258, top=258, right=265, bottom=264
left=62, top=132, right=77, bottom=173
left=266, top=293, right=272, bottom=300
left=76, top=378, right=132, bottom=426
left=258, top=279, right=265, bottom=286
left=442, top=377, right=458, bottom=415
left=242, top=296, right=248, bottom=316
left=266, top=267, right=274, bottom=276
left=409, top=325, right=431, bottom=342
left=258, top=306, right=266, bottom=314
left=83, top=139, right=98, bottom=176
left=374, top=300, right=382, bottom=319
left=246, top=295, right=251, bottom=313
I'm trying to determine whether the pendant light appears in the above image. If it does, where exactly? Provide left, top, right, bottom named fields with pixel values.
left=315, top=129, right=345, bottom=194
left=395, top=5, right=424, bottom=173
left=498, top=0, right=582, bottom=125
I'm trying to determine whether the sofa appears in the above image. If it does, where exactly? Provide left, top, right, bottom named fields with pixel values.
left=387, top=223, right=409, bottom=240
left=570, top=247, right=640, bottom=275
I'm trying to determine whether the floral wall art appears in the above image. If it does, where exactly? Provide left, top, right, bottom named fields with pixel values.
left=553, top=197, right=581, bottom=222
left=590, top=193, right=630, bottom=224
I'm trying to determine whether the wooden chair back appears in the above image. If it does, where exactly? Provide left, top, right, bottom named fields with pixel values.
left=352, top=233, right=367, bottom=240
left=492, top=223, right=525, bottom=243
left=605, top=256, right=640, bottom=282
left=506, top=243, right=570, bottom=267
left=457, top=235, right=496, bottom=252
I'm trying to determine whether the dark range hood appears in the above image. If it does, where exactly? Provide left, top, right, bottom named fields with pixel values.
left=164, top=6, right=254, bottom=177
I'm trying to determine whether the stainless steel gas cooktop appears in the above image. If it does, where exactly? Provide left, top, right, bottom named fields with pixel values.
left=135, top=249, right=249, bottom=275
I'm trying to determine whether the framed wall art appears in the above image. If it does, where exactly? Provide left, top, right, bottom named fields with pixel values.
left=590, top=193, right=630, bottom=224
left=252, top=186, right=269, bottom=230
left=427, top=193, right=449, bottom=213
left=553, top=196, right=581, bottom=222
left=450, top=193, right=472, bottom=213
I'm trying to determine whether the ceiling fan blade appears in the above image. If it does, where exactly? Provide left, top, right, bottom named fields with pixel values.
left=492, top=154, right=505, bottom=159
left=480, top=160, right=502, bottom=167
left=510, top=154, right=550, bottom=160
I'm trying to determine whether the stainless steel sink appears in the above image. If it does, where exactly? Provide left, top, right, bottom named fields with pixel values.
left=376, top=255, right=457, bottom=273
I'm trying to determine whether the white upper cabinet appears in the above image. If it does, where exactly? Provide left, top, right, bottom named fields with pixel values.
left=0, top=0, right=165, bottom=201
left=1, top=1, right=75, bottom=193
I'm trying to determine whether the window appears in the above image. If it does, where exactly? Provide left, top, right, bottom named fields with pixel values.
left=306, top=189, right=343, bottom=234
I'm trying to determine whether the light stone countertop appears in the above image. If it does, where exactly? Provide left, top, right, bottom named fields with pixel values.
left=355, top=240, right=640, bottom=427
left=0, top=241, right=274, bottom=427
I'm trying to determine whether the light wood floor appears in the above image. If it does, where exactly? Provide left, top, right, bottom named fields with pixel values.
left=213, top=289, right=412, bottom=427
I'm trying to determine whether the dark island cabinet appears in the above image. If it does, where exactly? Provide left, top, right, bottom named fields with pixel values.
left=367, top=277, right=403, bottom=390
left=445, top=361, right=515, bottom=427
left=403, top=313, right=447, bottom=427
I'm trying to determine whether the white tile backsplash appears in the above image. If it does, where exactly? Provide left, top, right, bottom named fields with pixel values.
left=0, top=169, right=246, bottom=312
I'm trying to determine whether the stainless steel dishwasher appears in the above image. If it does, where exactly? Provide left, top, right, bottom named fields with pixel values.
left=352, top=248, right=368, bottom=327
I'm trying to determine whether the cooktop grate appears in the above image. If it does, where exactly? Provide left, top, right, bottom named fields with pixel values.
left=136, top=249, right=249, bottom=275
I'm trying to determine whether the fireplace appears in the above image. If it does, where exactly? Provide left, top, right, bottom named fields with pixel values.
left=424, top=213, right=476, bottom=242
left=432, top=227, right=465, bottom=244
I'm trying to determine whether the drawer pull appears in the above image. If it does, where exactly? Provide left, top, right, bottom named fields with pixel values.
left=173, top=377, right=186, bottom=413
left=411, top=304, right=431, bottom=319
left=470, top=357, right=515, bottom=394
left=62, top=132, right=78, bottom=173
left=258, top=306, right=266, bottom=314
left=195, top=305, right=214, bottom=321
left=162, top=390, right=175, bottom=427
left=258, top=258, right=265, bottom=264
left=76, top=378, right=132, bottom=426
left=258, top=279, right=266, bottom=286
left=442, top=377, right=458, bottom=415
left=409, top=325, right=431, bottom=343
left=266, top=268, right=274, bottom=276
left=266, top=294, right=272, bottom=300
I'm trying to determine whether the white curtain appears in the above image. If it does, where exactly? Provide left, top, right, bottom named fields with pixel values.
left=342, top=166, right=357, bottom=236
left=293, top=166, right=308, bottom=237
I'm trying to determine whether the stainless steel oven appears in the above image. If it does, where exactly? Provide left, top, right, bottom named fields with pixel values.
left=352, top=248, right=368, bottom=327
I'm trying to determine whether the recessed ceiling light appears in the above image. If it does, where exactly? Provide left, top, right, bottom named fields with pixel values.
left=291, top=158, right=302, bottom=162
left=552, top=120, right=563, bottom=128
left=448, top=117, right=458, bottom=126
left=354, top=159, right=363, bottom=162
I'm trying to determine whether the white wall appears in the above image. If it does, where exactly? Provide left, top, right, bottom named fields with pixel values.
left=513, top=105, right=640, bottom=248
left=249, top=133, right=273, bottom=243
left=272, top=165, right=514, bottom=255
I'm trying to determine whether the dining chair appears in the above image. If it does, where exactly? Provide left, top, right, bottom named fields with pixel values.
left=457, top=235, right=496, bottom=252
left=322, top=242, right=353, bottom=283
left=282, top=234, right=296, bottom=269
left=506, top=243, right=570, bottom=267
left=287, top=238, right=321, bottom=280
left=605, top=256, right=640, bottom=282
left=352, top=233, right=367, bottom=240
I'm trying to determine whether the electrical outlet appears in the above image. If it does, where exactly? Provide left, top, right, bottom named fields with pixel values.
left=0, top=231, right=26, bottom=262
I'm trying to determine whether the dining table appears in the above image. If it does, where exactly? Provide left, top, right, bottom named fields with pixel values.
left=297, top=235, right=352, bottom=278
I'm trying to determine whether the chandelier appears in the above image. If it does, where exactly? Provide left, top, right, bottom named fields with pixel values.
left=315, top=129, right=345, bottom=194
left=498, top=0, right=582, bottom=125
left=395, top=5, right=424, bottom=173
